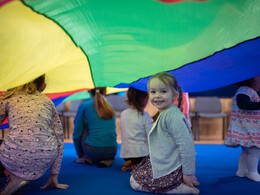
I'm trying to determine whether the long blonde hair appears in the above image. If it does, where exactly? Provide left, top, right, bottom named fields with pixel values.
left=89, top=87, right=115, bottom=120
left=0, top=74, right=46, bottom=100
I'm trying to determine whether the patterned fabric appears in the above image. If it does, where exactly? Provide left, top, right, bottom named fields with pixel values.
left=0, top=91, right=64, bottom=180
left=131, top=157, right=183, bottom=193
left=225, top=86, right=260, bottom=148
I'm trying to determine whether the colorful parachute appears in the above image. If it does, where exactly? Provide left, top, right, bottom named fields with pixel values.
left=1, top=0, right=260, bottom=96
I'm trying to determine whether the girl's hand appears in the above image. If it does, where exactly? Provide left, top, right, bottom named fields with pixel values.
left=183, top=174, right=199, bottom=187
left=40, top=174, right=69, bottom=190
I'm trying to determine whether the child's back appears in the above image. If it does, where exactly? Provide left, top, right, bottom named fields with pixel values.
left=0, top=75, right=68, bottom=194
left=120, top=87, right=152, bottom=171
left=120, top=108, right=152, bottom=158
left=0, top=90, right=63, bottom=180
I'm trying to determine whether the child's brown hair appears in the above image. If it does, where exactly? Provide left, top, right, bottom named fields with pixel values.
left=126, top=87, right=148, bottom=114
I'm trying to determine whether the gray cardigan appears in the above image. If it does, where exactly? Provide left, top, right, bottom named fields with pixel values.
left=148, top=105, right=196, bottom=179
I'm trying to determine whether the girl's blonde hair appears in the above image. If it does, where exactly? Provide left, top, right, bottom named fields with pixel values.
left=1, top=74, right=46, bottom=100
left=89, top=87, right=115, bottom=120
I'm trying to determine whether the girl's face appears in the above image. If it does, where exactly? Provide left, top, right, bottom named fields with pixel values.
left=149, top=78, right=175, bottom=112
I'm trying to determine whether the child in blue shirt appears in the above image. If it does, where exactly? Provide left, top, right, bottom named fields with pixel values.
left=73, top=87, right=117, bottom=168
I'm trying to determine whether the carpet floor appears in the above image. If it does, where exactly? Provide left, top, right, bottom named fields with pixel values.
left=1, top=143, right=260, bottom=195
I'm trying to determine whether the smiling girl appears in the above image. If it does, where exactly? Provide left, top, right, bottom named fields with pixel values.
left=130, top=72, right=199, bottom=194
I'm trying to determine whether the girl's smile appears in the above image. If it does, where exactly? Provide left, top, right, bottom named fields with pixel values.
left=153, top=99, right=164, bottom=105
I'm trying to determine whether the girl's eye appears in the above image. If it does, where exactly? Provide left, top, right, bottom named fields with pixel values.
left=162, top=90, right=167, bottom=93
left=150, top=91, right=155, bottom=94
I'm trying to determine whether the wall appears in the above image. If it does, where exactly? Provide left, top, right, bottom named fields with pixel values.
left=0, top=98, right=233, bottom=144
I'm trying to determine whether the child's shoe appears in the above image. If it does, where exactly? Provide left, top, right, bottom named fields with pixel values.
left=236, top=169, right=248, bottom=177
left=74, top=156, right=94, bottom=165
left=98, top=159, right=114, bottom=168
left=0, top=174, right=30, bottom=195
left=166, top=183, right=200, bottom=194
left=246, top=172, right=260, bottom=182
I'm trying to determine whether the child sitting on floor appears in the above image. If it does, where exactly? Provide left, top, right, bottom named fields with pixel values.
left=130, top=72, right=199, bottom=194
left=120, top=87, right=152, bottom=171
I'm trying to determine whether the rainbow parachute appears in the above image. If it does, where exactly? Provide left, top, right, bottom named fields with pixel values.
left=1, top=0, right=260, bottom=94
left=1, top=0, right=260, bottom=95
left=1, top=0, right=260, bottom=128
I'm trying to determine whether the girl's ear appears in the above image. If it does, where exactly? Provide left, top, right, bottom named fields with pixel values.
left=39, top=83, right=47, bottom=92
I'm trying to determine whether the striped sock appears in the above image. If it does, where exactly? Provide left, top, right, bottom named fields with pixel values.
left=122, top=164, right=138, bottom=171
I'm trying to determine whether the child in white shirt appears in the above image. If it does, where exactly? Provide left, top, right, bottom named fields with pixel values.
left=120, top=87, right=152, bottom=171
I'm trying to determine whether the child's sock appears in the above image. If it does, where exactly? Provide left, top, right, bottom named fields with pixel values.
left=246, top=147, right=260, bottom=182
left=122, top=163, right=138, bottom=171
left=123, top=160, right=132, bottom=167
left=74, top=156, right=93, bottom=164
left=166, top=183, right=199, bottom=194
left=130, top=175, right=149, bottom=192
left=236, top=148, right=248, bottom=177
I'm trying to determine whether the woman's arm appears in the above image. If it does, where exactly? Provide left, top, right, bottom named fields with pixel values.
left=73, top=103, right=86, bottom=157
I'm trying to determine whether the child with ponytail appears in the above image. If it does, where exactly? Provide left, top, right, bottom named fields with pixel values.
left=130, top=72, right=199, bottom=194
left=73, top=87, right=117, bottom=168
